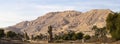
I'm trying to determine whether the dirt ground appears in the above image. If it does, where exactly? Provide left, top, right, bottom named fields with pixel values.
left=0, top=39, right=120, bottom=44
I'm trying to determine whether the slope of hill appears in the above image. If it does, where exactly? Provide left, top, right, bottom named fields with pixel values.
left=5, top=9, right=113, bottom=36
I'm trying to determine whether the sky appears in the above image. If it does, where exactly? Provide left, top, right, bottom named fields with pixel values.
left=0, top=0, right=120, bottom=28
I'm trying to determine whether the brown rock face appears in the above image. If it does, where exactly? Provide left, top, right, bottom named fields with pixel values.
left=5, top=9, right=113, bottom=36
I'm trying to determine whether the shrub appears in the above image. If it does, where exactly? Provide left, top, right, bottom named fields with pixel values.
left=53, top=31, right=84, bottom=40
left=84, top=35, right=91, bottom=40
left=62, top=30, right=76, bottom=40
left=6, top=31, right=17, bottom=38
left=75, top=32, right=84, bottom=40
left=33, top=34, right=45, bottom=40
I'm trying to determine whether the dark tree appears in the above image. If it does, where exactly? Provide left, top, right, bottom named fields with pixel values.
left=84, top=35, right=91, bottom=40
left=34, top=33, right=45, bottom=40
left=106, top=13, right=120, bottom=40
left=6, top=31, right=17, bottom=38
left=67, top=30, right=76, bottom=40
left=48, top=25, right=53, bottom=42
left=0, top=28, right=5, bottom=39
left=92, top=26, right=107, bottom=38
left=75, top=32, right=84, bottom=40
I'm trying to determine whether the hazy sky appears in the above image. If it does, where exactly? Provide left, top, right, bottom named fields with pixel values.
left=0, top=0, right=120, bottom=27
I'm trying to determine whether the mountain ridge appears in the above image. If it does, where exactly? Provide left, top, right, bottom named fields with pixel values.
left=5, top=9, right=113, bottom=36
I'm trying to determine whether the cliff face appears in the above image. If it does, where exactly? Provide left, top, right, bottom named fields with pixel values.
left=5, top=9, right=113, bottom=36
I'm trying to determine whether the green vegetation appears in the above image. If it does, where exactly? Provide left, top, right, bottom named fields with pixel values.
left=0, top=28, right=5, bottom=39
left=54, top=34, right=61, bottom=40
left=92, top=26, right=107, bottom=38
left=48, top=25, right=53, bottom=42
left=0, top=28, right=24, bottom=40
left=106, top=13, right=120, bottom=40
left=32, top=34, right=45, bottom=40
left=6, top=31, right=17, bottom=38
left=53, top=30, right=85, bottom=40
left=75, top=32, right=84, bottom=40
left=62, top=30, right=76, bottom=40
left=84, top=35, right=91, bottom=40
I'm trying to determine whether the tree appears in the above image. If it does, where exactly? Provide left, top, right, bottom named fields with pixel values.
left=67, top=30, right=76, bottom=40
left=106, top=13, right=120, bottom=40
left=33, top=34, right=43, bottom=40
left=48, top=25, right=53, bottom=42
left=99, top=27, right=107, bottom=37
left=92, top=26, right=98, bottom=31
left=54, top=34, right=62, bottom=40
left=92, top=26, right=107, bottom=38
left=16, top=33, right=24, bottom=40
left=61, top=30, right=76, bottom=40
left=63, top=34, right=69, bottom=40
left=53, top=31, right=84, bottom=40
left=0, top=28, right=5, bottom=39
left=92, top=25, right=99, bottom=38
left=6, top=31, right=17, bottom=38
left=84, top=35, right=91, bottom=40
left=75, top=32, right=84, bottom=40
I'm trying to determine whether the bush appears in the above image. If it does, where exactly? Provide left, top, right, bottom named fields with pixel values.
left=54, top=34, right=62, bottom=40
left=53, top=31, right=84, bottom=40
left=62, top=30, right=76, bottom=40
left=84, top=35, right=91, bottom=40
left=0, top=29, right=5, bottom=39
left=63, top=34, right=69, bottom=40
left=33, top=34, right=45, bottom=40
left=75, top=32, right=84, bottom=40
left=6, top=31, right=17, bottom=38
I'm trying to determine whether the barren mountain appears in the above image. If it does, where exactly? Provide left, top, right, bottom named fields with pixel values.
left=5, top=9, right=113, bottom=36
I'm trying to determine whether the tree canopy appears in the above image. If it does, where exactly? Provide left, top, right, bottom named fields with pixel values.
left=106, top=13, right=120, bottom=40
left=0, top=28, right=5, bottom=39
left=6, top=31, right=17, bottom=38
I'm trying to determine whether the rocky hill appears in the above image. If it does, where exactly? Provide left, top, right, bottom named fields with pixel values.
left=5, top=9, right=113, bottom=36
